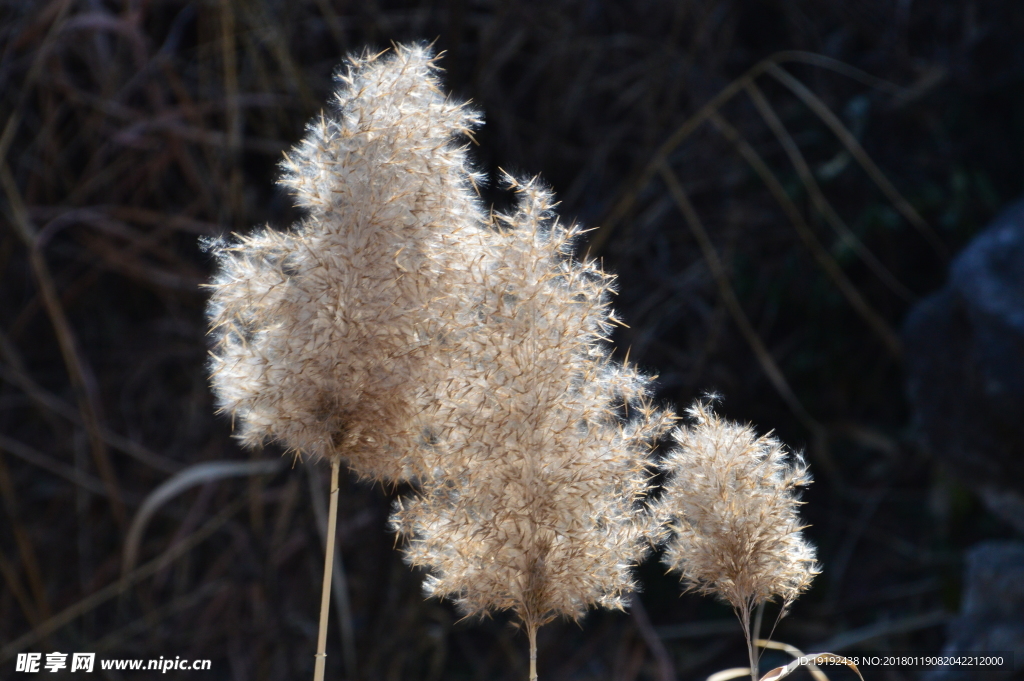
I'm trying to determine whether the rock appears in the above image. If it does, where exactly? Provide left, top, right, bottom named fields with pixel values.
left=903, top=200, right=1024, bottom=534
left=921, top=541, right=1024, bottom=681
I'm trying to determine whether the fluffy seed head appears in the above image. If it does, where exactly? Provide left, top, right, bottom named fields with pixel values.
left=391, top=176, right=675, bottom=631
left=653, top=400, right=819, bottom=614
left=205, top=44, right=487, bottom=480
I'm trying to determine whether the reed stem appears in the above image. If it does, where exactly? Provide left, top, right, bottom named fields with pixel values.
left=739, top=603, right=757, bottom=681
left=528, top=623, right=538, bottom=681
left=313, top=459, right=341, bottom=681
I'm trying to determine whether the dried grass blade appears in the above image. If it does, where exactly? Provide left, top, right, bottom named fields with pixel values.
left=592, top=51, right=907, bottom=254
left=757, top=660, right=806, bottom=681
left=657, top=162, right=838, bottom=484
left=757, top=654, right=860, bottom=681
left=591, top=72, right=754, bottom=253
left=121, top=459, right=284, bottom=576
left=756, top=640, right=862, bottom=681
left=761, top=51, right=906, bottom=95
left=756, top=640, right=827, bottom=681
left=766, top=63, right=947, bottom=259
left=707, top=113, right=902, bottom=358
left=744, top=81, right=917, bottom=303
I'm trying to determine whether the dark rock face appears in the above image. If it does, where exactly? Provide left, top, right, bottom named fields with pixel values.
left=903, top=200, right=1024, bottom=534
left=922, top=541, right=1024, bottom=681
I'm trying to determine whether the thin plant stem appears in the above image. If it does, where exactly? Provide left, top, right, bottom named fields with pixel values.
left=753, top=601, right=765, bottom=670
left=306, top=465, right=357, bottom=679
left=313, top=459, right=341, bottom=681
left=528, top=622, right=538, bottom=681
left=737, top=602, right=757, bottom=681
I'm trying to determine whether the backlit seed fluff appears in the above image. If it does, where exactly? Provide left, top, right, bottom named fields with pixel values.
left=391, top=175, right=676, bottom=633
left=205, top=41, right=678, bottom=665
left=204, top=44, right=487, bottom=480
left=653, top=400, right=819, bottom=614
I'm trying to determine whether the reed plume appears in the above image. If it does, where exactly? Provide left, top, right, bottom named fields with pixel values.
left=391, top=174, right=674, bottom=681
left=204, top=44, right=497, bottom=681
left=653, top=399, right=819, bottom=679
left=205, top=44, right=486, bottom=482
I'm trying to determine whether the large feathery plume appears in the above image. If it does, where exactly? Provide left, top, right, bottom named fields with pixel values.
left=392, top=176, right=675, bottom=681
left=204, top=44, right=491, bottom=681
left=653, top=400, right=819, bottom=680
left=205, top=44, right=486, bottom=483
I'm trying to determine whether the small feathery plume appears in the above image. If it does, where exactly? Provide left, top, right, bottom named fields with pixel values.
left=653, top=399, right=818, bottom=678
left=204, top=44, right=487, bottom=481
left=392, top=176, right=674, bottom=681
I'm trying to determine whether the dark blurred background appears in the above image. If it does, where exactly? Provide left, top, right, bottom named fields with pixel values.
left=2, top=1, right=1023, bottom=679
